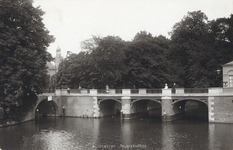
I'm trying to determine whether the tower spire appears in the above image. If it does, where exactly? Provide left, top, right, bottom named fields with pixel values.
left=55, top=46, right=62, bottom=70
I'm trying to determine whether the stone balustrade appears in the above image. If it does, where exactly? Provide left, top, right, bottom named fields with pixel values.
left=54, top=87, right=233, bottom=96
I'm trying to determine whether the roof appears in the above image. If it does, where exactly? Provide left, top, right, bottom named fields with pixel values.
left=223, top=61, right=233, bottom=66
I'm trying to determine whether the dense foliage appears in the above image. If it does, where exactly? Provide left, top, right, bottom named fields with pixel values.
left=0, top=0, right=54, bottom=120
left=57, top=33, right=173, bottom=89
left=168, top=11, right=233, bottom=87
left=56, top=11, right=233, bottom=89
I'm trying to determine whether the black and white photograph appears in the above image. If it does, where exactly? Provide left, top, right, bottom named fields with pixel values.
left=0, top=0, right=233, bottom=149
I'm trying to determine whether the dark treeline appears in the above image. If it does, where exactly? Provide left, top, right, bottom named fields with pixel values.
left=56, top=11, right=233, bottom=89
left=0, top=0, right=54, bottom=121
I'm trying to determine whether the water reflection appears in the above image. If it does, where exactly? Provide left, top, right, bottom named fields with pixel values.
left=1, top=117, right=233, bottom=150
left=208, top=123, right=233, bottom=150
left=23, top=129, right=81, bottom=150
left=121, top=120, right=132, bottom=146
left=162, top=123, right=174, bottom=150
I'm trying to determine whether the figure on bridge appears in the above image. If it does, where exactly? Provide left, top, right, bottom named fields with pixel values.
left=164, top=83, right=168, bottom=89
left=106, top=84, right=109, bottom=94
left=172, top=83, right=179, bottom=94
left=67, top=87, right=70, bottom=95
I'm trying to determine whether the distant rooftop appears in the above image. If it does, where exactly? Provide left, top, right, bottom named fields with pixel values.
left=223, top=61, right=233, bottom=66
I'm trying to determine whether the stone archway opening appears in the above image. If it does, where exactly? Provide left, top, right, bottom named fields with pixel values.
left=131, top=99, right=161, bottom=119
left=35, top=99, right=57, bottom=118
left=99, top=99, right=121, bottom=118
left=147, top=101, right=161, bottom=118
left=173, top=99, right=208, bottom=121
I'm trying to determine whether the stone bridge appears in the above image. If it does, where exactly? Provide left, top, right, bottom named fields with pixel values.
left=33, top=87, right=233, bottom=123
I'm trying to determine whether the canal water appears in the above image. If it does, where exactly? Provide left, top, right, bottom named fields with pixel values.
left=0, top=117, right=233, bottom=150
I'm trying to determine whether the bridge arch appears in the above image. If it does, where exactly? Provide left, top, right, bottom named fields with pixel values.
left=131, top=98, right=162, bottom=118
left=33, top=96, right=58, bottom=118
left=172, top=98, right=207, bottom=106
left=131, top=98, right=161, bottom=106
left=98, top=98, right=122, bottom=117
left=98, top=98, right=122, bottom=105
left=172, top=98, right=208, bottom=120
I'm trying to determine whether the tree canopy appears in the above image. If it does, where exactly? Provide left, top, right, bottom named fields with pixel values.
left=0, top=0, right=54, bottom=119
left=56, top=33, right=171, bottom=89
left=56, top=11, right=233, bottom=89
left=168, top=11, right=233, bottom=87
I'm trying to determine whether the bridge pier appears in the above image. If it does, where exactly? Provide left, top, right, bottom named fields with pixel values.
left=121, top=96, right=131, bottom=119
left=161, top=97, right=186, bottom=121
left=93, top=97, right=100, bottom=118
left=161, top=97, right=173, bottom=121
left=161, top=89, right=185, bottom=121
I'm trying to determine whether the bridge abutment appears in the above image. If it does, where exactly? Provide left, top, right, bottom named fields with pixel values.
left=208, top=96, right=233, bottom=123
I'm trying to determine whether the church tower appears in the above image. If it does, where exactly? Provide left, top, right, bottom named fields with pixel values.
left=55, top=46, right=62, bottom=70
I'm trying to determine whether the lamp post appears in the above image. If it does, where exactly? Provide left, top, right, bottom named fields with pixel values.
left=216, top=69, right=222, bottom=87
left=36, top=109, right=39, bottom=123
left=63, top=107, right=65, bottom=117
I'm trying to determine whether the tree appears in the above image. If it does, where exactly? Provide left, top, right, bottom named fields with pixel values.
left=56, top=52, right=87, bottom=89
left=169, top=11, right=233, bottom=87
left=0, top=0, right=54, bottom=120
left=58, top=33, right=172, bottom=89
left=87, top=36, right=126, bottom=88
left=124, top=31, right=171, bottom=88
left=169, top=11, right=216, bottom=87
left=210, top=15, right=233, bottom=64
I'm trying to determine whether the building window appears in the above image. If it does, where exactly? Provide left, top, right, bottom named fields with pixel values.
left=229, top=75, right=233, bottom=87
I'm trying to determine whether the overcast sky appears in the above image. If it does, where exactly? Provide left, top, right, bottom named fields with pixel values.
left=33, top=0, right=233, bottom=57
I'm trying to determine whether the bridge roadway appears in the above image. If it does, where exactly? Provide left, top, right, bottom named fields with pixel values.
left=36, top=87, right=233, bottom=123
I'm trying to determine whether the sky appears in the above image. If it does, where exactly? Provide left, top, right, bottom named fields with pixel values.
left=33, top=0, right=233, bottom=58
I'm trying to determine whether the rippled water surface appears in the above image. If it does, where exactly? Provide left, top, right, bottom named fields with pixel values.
left=1, top=117, right=233, bottom=150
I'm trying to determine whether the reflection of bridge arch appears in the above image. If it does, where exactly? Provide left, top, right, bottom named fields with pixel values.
left=33, top=96, right=58, bottom=118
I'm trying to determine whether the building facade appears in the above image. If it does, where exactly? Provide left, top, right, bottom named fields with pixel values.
left=222, top=61, right=233, bottom=88
left=46, top=47, right=62, bottom=77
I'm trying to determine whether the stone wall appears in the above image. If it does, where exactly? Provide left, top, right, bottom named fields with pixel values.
left=209, top=96, right=233, bottom=123
left=58, top=96, right=95, bottom=117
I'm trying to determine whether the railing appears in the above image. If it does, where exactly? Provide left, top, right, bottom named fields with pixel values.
left=184, top=88, right=208, bottom=93
left=53, top=87, right=229, bottom=96
left=70, top=89, right=81, bottom=94
left=97, top=89, right=123, bottom=94
left=97, top=89, right=108, bottom=94
left=131, top=89, right=139, bottom=94
left=71, top=89, right=89, bottom=94
left=146, top=89, right=162, bottom=94
left=115, top=89, right=122, bottom=94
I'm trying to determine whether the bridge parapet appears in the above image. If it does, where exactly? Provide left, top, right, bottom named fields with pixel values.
left=55, top=89, right=68, bottom=95
left=52, top=87, right=233, bottom=97
left=208, top=88, right=223, bottom=95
